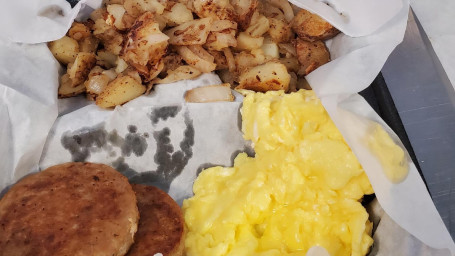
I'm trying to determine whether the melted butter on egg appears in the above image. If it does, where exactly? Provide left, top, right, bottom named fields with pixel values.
left=183, top=90, right=374, bottom=256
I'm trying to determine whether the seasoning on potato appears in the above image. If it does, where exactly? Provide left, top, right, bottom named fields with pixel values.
left=48, top=0, right=341, bottom=108
left=183, top=90, right=374, bottom=256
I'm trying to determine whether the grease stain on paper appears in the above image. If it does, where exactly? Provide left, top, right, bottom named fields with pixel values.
left=60, top=108, right=195, bottom=192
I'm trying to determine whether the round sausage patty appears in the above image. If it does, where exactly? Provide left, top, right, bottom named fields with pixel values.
left=0, top=162, right=139, bottom=256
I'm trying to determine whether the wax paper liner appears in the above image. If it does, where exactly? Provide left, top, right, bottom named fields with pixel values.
left=0, top=0, right=453, bottom=254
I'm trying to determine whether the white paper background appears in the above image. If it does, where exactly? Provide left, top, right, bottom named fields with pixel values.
left=0, top=0, right=453, bottom=255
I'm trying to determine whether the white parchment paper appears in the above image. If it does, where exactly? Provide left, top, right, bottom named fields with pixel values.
left=0, top=0, right=453, bottom=255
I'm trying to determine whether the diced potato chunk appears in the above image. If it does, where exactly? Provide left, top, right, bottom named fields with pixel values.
left=291, top=9, right=339, bottom=42
left=67, top=52, right=97, bottom=86
left=107, top=4, right=127, bottom=30
left=237, top=61, right=290, bottom=92
left=58, top=74, right=85, bottom=98
left=268, top=18, right=293, bottom=43
left=205, top=29, right=237, bottom=51
left=235, top=49, right=266, bottom=73
left=68, top=22, right=91, bottom=41
left=295, top=39, right=330, bottom=75
left=93, top=19, right=124, bottom=55
left=236, top=32, right=264, bottom=50
left=245, top=15, right=270, bottom=37
left=79, top=36, right=100, bottom=53
left=122, top=12, right=169, bottom=76
left=96, top=75, right=146, bottom=108
left=124, top=0, right=165, bottom=17
left=163, top=3, right=194, bottom=26
left=176, top=46, right=217, bottom=73
left=261, top=40, right=279, bottom=59
left=96, top=49, right=118, bottom=68
left=165, top=18, right=212, bottom=45
left=48, top=36, right=80, bottom=65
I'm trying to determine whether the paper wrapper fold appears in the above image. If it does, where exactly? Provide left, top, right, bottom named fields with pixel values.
left=0, top=0, right=453, bottom=255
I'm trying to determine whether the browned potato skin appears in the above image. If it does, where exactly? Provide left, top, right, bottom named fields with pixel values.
left=48, top=36, right=80, bottom=65
left=68, top=22, right=91, bottom=41
left=268, top=18, right=293, bottom=43
left=96, top=75, right=146, bottom=108
left=68, top=52, right=97, bottom=86
left=295, top=39, right=330, bottom=75
left=122, top=12, right=168, bottom=80
left=58, top=74, right=86, bottom=98
left=236, top=61, right=290, bottom=92
left=79, top=36, right=100, bottom=53
left=234, top=0, right=258, bottom=30
left=291, top=9, right=339, bottom=42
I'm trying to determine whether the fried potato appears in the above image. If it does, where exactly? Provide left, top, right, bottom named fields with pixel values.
left=235, top=49, right=266, bottom=73
left=266, top=0, right=294, bottom=22
left=124, top=0, right=165, bottom=18
left=231, top=0, right=258, bottom=29
left=96, top=75, right=146, bottom=108
left=185, top=84, right=234, bottom=103
left=259, top=2, right=286, bottom=21
left=210, top=20, right=237, bottom=32
left=67, top=52, right=96, bottom=86
left=206, top=30, right=237, bottom=51
left=49, top=0, right=339, bottom=104
left=291, top=9, right=339, bottom=42
left=217, top=68, right=237, bottom=85
left=267, top=17, right=293, bottom=43
left=245, top=14, right=270, bottom=37
left=236, top=32, right=264, bottom=50
left=223, top=48, right=236, bottom=72
left=165, top=18, right=212, bottom=45
left=96, top=49, right=118, bottom=68
left=176, top=46, right=216, bottom=73
left=93, top=19, right=124, bottom=55
left=237, top=61, right=290, bottom=92
left=68, top=22, right=91, bottom=41
left=48, top=36, right=79, bottom=65
left=106, top=4, right=127, bottom=30
left=154, top=65, right=202, bottom=84
left=261, top=38, right=279, bottom=59
left=161, top=53, right=184, bottom=75
left=279, top=57, right=300, bottom=73
left=278, top=43, right=297, bottom=57
left=85, top=66, right=116, bottom=95
left=193, top=0, right=236, bottom=21
left=295, top=39, right=330, bottom=75
left=163, top=2, right=194, bottom=26
left=144, top=60, right=165, bottom=82
left=90, top=7, right=108, bottom=21
left=122, top=12, right=169, bottom=76
left=58, top=74, right=86, bottom=98
left=209, top=50, right=228, bottom=70
left=79, top=36, right=100, bottom=53
left=288, top=71, right=298, bottom=92
left=115, top=57, right=129, bottom=73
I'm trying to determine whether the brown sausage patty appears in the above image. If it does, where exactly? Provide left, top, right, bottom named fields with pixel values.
left=127, top=184, right=185, bottom=256
left=0, top=162, right=139, bottom=256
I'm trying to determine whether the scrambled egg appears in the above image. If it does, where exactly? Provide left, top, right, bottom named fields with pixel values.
left=183, top=90, right=374, bottom=256
left=367, top=123, right=409, bottom=183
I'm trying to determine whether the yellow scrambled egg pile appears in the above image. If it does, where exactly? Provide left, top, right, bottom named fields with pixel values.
left=183, top=90, right=374, bottom=256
